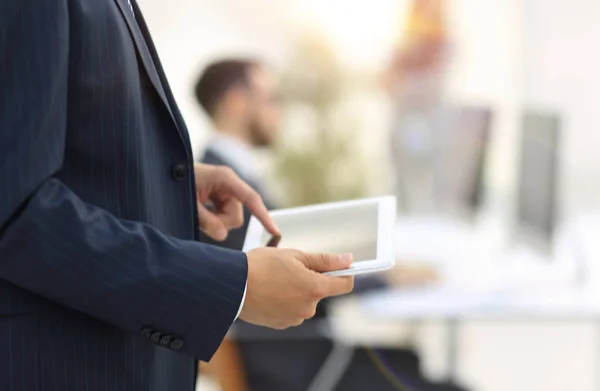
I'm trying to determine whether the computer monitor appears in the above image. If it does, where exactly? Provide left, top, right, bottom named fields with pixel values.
left=434, top=106, right=493, bottom=219
left=515, top=110, right=561, bottom=253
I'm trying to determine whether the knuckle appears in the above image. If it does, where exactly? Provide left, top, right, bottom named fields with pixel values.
left=292, top=318, right=305, bottom=327
left=248, top=192, right=262, bottom=205
left=283, top=249, right=301, bottom=260
left=220, top=166, right=236, bottom=178
left=232, top=215, right=244, bottom=229
left=310, top=283, right=327, bottom=299
left=300, top=305, right=317, bottom=320
left=285, top=316, right=304, bottom=327
left=198, top=221, right=215, bottom=232
left=206, top=164, right=220, bottom=177
left=204, top=221, right=221, bottom=232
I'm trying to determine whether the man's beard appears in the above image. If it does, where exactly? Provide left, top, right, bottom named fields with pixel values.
left=248, top=118, right=273, bottom=148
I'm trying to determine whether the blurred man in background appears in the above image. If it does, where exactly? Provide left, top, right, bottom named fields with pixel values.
left=197, top=59, right=344, bottom=391
left=194, top=59, right=470, bottom=391
left=195, top=59, right=334, bottom=391
left=195, top=60, right=280, bottom=249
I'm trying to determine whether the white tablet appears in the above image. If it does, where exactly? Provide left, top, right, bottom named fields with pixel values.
left=242, top=196, right=396, bottom=276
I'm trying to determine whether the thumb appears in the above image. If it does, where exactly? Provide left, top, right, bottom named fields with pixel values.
left=197, top=202, right=228, bottom=241
left=299, top=252, right=353, bottom=273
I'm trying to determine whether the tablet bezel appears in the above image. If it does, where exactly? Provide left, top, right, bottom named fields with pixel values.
left=242, top=196, right=396, bottom=276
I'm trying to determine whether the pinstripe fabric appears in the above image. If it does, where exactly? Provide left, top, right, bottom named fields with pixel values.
left=0, top=0, right=248, bottom=390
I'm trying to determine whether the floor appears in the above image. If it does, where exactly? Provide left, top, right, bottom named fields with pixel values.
left=195, top=320, right=600, bottom=391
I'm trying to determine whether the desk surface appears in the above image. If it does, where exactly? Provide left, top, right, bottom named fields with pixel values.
left=356, top=284, right=600, bottom=319
left=327, top=285, right=600, bottom=346
left=327, top=214, right=600, bottom=345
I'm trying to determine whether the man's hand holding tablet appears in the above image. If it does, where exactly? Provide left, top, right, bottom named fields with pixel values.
left=193, top=164, right=355, bottom=330
left=244, top=196, right=397, bottom=277
left=196, top=168, right=391, bottom=330
left=241, top=249, right=354, bottom=329
left=236, top=196, right=396, bottom=329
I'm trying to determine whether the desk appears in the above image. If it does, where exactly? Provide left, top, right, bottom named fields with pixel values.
left=326, top=284, right=600, bottom=391
left=320, top=215, right=600, bottom=391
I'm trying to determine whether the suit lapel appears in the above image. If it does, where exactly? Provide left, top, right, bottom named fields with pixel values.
left=130, top=0, right=193, bottom=152
left=112, top=0, right=191, bottom=150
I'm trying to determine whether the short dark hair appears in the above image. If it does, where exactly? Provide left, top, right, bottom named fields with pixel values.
left=194, top=59, right=257, bottom=117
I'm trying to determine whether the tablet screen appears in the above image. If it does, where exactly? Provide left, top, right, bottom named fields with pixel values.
left=259, top=201, right=379, bottom=262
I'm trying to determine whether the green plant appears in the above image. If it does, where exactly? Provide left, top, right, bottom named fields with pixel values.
left=272, top=34, right=369, bottom=207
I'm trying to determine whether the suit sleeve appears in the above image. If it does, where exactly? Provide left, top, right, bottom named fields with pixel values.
left=0, top=0, right=246, bottom=362
left=198, top=208, right=251, bottom=320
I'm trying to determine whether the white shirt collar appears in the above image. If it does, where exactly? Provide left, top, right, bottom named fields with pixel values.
left=205, top=133, right=259, bottom=181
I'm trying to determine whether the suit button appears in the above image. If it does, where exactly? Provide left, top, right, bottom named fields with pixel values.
left=140, top=327, right=153, bottom=339
left=170, top=338, right=184, bottom=351
left=159, top=335, right=173, bottom=347
left=171, top=164, right=189, bottom=181
left=150, top=331, right=162, bottom=344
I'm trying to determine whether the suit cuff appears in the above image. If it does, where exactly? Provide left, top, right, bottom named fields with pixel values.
left=235, top=281, right=247, bottom=320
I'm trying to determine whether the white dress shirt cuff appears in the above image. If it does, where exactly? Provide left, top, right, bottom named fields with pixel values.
left=235, top=281, right=247, bottom=320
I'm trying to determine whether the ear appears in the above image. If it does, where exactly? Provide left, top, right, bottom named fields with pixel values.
left=223, top=88, right=250, bottom=115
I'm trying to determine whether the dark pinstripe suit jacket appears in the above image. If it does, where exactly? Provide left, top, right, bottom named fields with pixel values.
left=0, top=0, right=247, bottom=390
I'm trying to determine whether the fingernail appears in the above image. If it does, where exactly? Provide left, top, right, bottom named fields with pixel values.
left=339, top=253, right=353, bottom=264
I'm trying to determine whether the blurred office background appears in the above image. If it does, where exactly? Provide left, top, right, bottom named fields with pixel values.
left=138, top=0, right=600, bottom=390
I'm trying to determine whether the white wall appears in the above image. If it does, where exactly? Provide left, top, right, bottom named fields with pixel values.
left=444, top=0, right=523, bottom=213
left=522, top=0, right=600, bottom=218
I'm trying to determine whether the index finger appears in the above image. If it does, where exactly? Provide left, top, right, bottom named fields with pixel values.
left=225, top=173, right=280, bottom=236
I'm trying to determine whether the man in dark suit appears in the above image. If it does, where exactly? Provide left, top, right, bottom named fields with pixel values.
left=0, top=1, right=354, bottom=390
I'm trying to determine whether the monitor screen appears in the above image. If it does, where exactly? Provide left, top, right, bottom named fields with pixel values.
left=516, top=111, right=560, bottom=243
left=434, top=106, right=492, bottom=215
